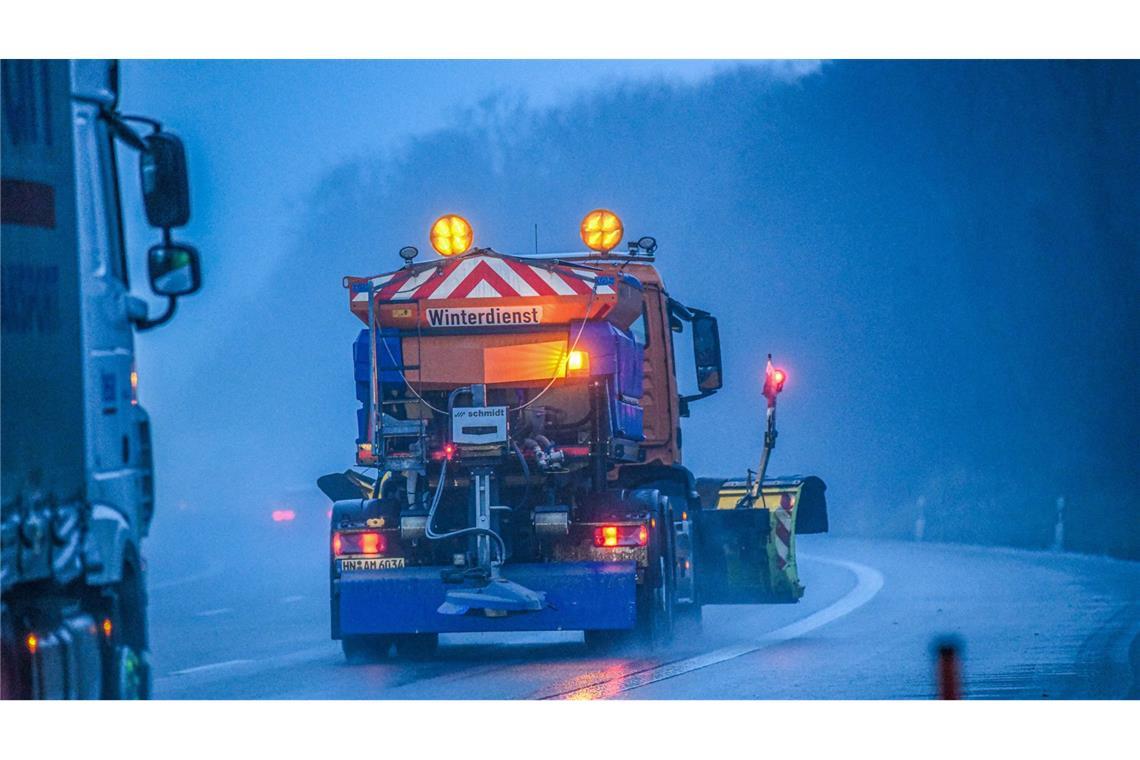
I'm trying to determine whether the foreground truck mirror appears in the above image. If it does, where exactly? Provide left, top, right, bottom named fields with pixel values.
left=692, top=314, right=723, bottom=392
left=140, top=132, right=190, bottom=229
left=148, top=242, right=201, bottom=296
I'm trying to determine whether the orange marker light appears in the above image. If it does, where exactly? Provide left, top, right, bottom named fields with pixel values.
left=580, top=209, right=623, bottom=253
left=600, top=526, right=618, bottom=547
left=332, top=533, right=343, bottom=556
left=430, top=214, right=473, bottom=257
left=25, top=633, right=37, bottom=654
left=567, top=349, right=589, bottom=374
left=637, top=524, right=649, bottom=546
left=102, top=618, right=113, bottom=638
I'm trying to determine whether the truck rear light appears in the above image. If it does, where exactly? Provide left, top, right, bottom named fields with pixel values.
left=333, top=530, right=387, bottom=556
left=593, top=524, right=649, bottom=548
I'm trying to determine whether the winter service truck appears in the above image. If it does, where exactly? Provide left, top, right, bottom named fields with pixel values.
left=318, top=210, right=828, bottom=660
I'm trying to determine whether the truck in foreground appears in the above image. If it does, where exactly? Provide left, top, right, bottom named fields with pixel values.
left=319, top=210, right=827, bottom=659
left=2, top=59, right=202, bottom=698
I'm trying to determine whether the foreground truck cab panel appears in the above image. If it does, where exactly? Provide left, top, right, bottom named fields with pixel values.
left=321, top=211, right=828, bottom=660
left=1, top=60, right=202, bottom=699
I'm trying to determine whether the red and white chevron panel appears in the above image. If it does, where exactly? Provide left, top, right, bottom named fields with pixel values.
left=352, top=255, right=615, bottom=304
left=773, top=492, right=795, bottom=570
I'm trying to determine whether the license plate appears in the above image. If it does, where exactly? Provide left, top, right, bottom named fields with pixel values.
left=339, top=557, right=406, bottom=571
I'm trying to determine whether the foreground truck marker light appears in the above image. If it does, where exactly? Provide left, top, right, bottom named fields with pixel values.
left=319, top=209, right=829, bottom=661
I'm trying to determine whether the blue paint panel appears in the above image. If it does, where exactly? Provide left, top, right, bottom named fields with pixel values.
left=337, top=561, right=638, bottom=635
left=353, top=328, right=404, bottom=442
left=573, top=321, right=644, bottom=441
left=353, top=328, right=403, bottom=384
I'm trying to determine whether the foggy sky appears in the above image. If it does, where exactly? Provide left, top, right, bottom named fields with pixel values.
left=118, top=61, right=1138, bottom=557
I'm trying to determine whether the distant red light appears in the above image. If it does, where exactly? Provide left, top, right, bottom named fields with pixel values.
left=272, top=509, right=296, bottom=522
left=773, top=369, right=786, bottom=385
left=443, top=443, right=456, bottom=460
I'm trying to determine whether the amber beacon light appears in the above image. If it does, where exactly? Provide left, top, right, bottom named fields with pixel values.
left=430, top=214, right=474, bottom=257
left=580, top=208, right=623, bottom=253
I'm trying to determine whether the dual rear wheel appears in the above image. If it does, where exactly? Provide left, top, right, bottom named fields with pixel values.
left=342, top=633, right=438, bottom=663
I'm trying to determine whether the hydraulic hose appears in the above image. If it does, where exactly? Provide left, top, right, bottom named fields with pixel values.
left=512, top=441, right=531, bottom=511
left=424, top=458, right=507, bottom=563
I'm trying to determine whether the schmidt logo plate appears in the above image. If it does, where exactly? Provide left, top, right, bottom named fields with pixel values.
left=452, top=406, right=508, bottom=444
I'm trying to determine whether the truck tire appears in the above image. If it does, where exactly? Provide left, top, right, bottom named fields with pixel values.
left=637, top=552, right=675, bottom=648
left=395, top=633, right=439, bottom=660
left=583, top=628, right=629, bottom=652
left=1, top=607, right=29, bottom=699
left=102, top=559, right=150, bottom=699
left=342, top=635, right=394, bottom=663
left=634, top=493, right=675, bottom=649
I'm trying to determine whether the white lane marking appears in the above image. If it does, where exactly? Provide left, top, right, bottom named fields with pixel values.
left=168, top=659, right=253, bottom=676
left=282, top=595, right=305, bottom=604
left=150, top=561, right=225, bottom=591
left=156, top=645, right=338, bottom=694
left=548, top=555, right=885, bottom=699
left=194, top=608, right=233, bottom=618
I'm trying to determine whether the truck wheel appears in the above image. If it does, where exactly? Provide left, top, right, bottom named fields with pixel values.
left=395, top=633, right=439, bottom=660
left=639, top=554, right=675, bottom=648
left=1, top=607, right=29, bottom=699
left=103, top=560, right=150, bottom=699
left=341, top=635, right=394, bottom=663
left=583, top=629, right=629, bottom=652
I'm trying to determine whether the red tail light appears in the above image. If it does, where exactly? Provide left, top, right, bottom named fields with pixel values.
left=593, top=524, right=649, bottom=548
left=333, top=531, right=386, bottom=556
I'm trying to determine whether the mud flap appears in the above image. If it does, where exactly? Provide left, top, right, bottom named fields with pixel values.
left=692, top=476, right=828, bottom=604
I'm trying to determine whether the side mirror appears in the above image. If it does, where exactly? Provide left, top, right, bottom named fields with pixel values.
left=148, top=242, right=201, bottom=297
left=692, top=314, right=723, bottom=392
left=140, top=132, right=190, bottom=229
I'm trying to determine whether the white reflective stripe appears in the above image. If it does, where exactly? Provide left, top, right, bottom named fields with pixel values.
left=431, top=256, right=481, bottom=298
left=368, top=272, right=396, bottom=288
left=352, top=292, right=368, bottom=302
left=467, top=280, right=503, bottom=298
left=487, top=257, right=538, bottom=297
left=387, top=267, right=438, bottom=299
left=531, top=266, right=578, bottom=296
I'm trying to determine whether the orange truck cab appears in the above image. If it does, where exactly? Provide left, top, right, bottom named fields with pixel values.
left=319, top=212, right=827, bottom=661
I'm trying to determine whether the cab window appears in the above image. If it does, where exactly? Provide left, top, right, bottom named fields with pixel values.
left=630, top=303, right=649, bottom=347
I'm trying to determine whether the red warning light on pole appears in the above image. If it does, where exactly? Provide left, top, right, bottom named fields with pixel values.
left=762, top=356, right=787, bottom=405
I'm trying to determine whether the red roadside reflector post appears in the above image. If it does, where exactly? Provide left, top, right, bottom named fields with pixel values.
left=934, top=637, right=963, bottom=699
